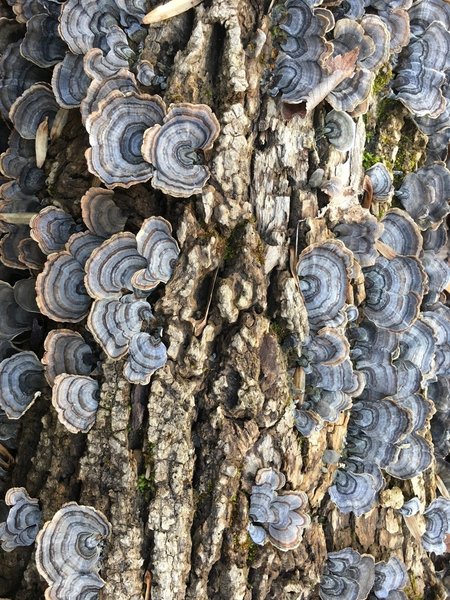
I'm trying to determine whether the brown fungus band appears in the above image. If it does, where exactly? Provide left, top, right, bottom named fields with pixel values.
left=142, top=103, right=220, bottom=197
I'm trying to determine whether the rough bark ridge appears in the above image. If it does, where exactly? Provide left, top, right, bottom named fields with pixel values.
left=1, top=1, right=446, bottom=599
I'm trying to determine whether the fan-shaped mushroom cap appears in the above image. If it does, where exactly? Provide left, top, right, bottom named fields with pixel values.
left=409, top=0, right=450, bottom=36
left=423, top=304, right=450, bottom=377
left=17, top=237, right=46, bottom=270
left=0, top=487, right=41, bottom=551
left=131, top=217, right=180, bottom=291
left=141, top=103, right=220, bottom=197
left=326, top=68, right=374, bottom=114
left=136, top=60, right=155, bottom=86
left=297, top=240, right=355, bottom=330
left=0, top=280, right=33, bottom=339
left=87, top=297, right=153, bottom=359
left=363, top=255, right=425, bottom=332
left=35, top=502, right=111, bottom=595
left=397, top=317, right=436, bottom=378
left=248, top=466, right=310, bottom=551
left=398, top=497, right=421, bottom=517
left=0, top=17, right=22, bottom=55
left=422, top=222, right=447, bottom=252
left=85, top=89, right=166, bottom=188
left=373, top=557, right=408, bottom=599
left=0, top=41, right=47, bottom=120
left=8, top=0, right=43, bottom=23
left=36, top=252, right=91, bottom=322
left=84, top=232, right=147, bottom=300
left=359, top=15, right=390, bottom=71
left=0, top=351, right=44, bottom=419
left=423, top=252, right=450, bottom=305
left=396, top=163, right=450, bottom=230
left=309, top=358, right=365, bottom=396
left=0, top=223, right=30, bottom=270
left=385, top=433, right=433, bottom=479
left=346, top=429, right=399, bottom=468
left=422, top=497, right=450, bottom=554
left=66, top=231, right=103, bottom=268
left=51, top=52, right=90, bottom=109
left=80, top=187, right=127, bottom=238
left=123, top=332, right=167, bottom=384
left=269, top=56, right=323, bottom=103
left=323, top=110, right=355, bottom=152
left=379, top=209, right=422, bottom=257
left=395, top=393, right=434, bottom=432
left=45, top=571, right=105, bottom=600
left=366, top=163, right=393, bottom=201
left=52, top=374, right=99, bottom=433
left=9, top=83, right=59, bottom=140
left=378, top=8, right=410, bottom=54
left=320, top=548, right=375, bottom=600
left=42, top=329, right=95, bottom=385
left=328, top=468, right=379, bottom=516
left=80, top=69, right=138, bottom=126
left=350, top=398, right=412, bottom=442
left=30, top=206, right=77, bottom=254
left=59, top=0, right=119, bottom=54
left=333, top=208, right=382, bottom=267
left=20, top=13, right=66, bottom=68
left=13, top=277, right=39, bottom=313
left=303, top=389, right=352, bottom=425
left=303, top=327, right=350, bottom=367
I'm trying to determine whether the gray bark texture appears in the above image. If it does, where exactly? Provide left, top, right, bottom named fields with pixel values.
left=0, top=1, right=447, bottom=599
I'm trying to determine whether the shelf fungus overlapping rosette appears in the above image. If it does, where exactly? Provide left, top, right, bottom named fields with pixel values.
left=87, top=297, right=153, bottom=360
left=333, top=208, right=382, bottom=267
left=42, top=329, right=95, bottom=385
left=35, top=251, right=92, bottom=322
left=363, top=255, right=425, bottom=332
left=393, top=21, right=450, bottom=118
left=20, top=12, right=66, bottom=69
left=35, top=502, right=111, bottom=598
left=141, top=103, right=220, bottom=197
left=371, top=557, right=408, bottom=600
left=52, top=374, right=99, bottom=433
left=80, top=187, right=127, bottom=239
left=30, top=206, right=78, bottom=254
left=397, top=317, right=437, bottom=380
left=247, top=467, right=310, bottom=551
left=84, top=232, right=147, bottom=300
left=51, top=52, right=90, bottom=109
left=379, top=209, right=422, bottom=258
left=422, top=497, right=450, bottom=554
left=9, top=83, right=59, bottom=139
left=123, top=332, right=168, bottom=385
left=0, top=280, right=34, bottom=340
left=319, top=547, right=375, bottom=600
left=132, top=217, right=180, bottom=291
left=0, top=41, right=47, bottom=120
left=0, top=487, right=41, bottom=551
left=85, top=90, right=166, bottom=188
left=396, top=163, right=450, bottom=230
left=297, top=240, right=356, bottom=330
left=0, top=351, right=45, bottom=419
left=80, top=69, right=138, bottom=126
left=328, top=463, right=382, bottom=516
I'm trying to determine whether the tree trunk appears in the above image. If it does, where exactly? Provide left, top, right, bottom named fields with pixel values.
left=1, top=1, right=447, bottom=599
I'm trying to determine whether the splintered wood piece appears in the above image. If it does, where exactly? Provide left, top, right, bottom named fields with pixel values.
left=35, top=117, right=49, bottom=168
left=142, top=0, right=203, bottom=24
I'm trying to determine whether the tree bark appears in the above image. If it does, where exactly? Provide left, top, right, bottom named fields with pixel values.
left=1, top=1, right=446, bottom=599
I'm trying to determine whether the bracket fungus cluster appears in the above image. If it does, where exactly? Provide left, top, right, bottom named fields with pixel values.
left=320, top=549, right=409, bottom=600
left=247, top=467, right=310, bottom=551
left=35, top=502, right=111, bottom=599
left=0, top=487, right=41, bottom=551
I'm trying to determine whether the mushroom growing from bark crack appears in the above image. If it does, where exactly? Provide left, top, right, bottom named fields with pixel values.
left=141, top=103, right=220, bottom=197
left=0, top=487, right=41, bottom=551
